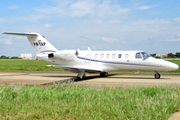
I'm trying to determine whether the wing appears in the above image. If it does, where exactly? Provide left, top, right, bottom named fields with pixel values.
left=46, top=65, right=103, bottom=73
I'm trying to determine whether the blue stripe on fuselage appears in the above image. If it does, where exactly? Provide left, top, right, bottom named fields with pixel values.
left=77, top=57, right=156, bottom=67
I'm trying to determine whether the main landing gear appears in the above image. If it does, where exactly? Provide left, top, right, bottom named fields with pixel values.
left=77, top=72, right=108, bottom=80
left=100, top=72, right=108, bottom=77
left=77, top=71, right=86, bottom=80
left=154, top=72, right=161, bottom=79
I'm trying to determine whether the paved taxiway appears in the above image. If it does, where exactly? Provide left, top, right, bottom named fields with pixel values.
left=0, top=72, right=180, bottom=87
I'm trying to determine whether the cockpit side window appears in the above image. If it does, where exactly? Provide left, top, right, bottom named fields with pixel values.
left=135, top=52, right=142, bottom=59
left=141, top=52, right=151, bottom=59
left=135, top=52, right=151, bottom=59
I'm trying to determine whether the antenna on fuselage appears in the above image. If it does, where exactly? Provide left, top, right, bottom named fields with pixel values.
left=75, top=49, right=80, bottom=57
left=88, top=47, right=91, bottom=51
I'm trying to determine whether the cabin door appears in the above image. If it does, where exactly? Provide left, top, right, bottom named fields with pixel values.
left=85, top=54, right=91, bottom=63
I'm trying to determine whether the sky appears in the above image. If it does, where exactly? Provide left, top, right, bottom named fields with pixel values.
left=0, top=0, right=180, bottom=57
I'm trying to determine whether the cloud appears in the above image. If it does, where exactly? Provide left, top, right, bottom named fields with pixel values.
left=0, top=18, right=6, bottom=22
left=177, top=34, right=180, bottom=37
left=35, top=0, right=130, bottom=17
left=159, top=33, right=180, bottom=42
left=69, top=1, right=95, bottom=17
left=8, top=5, right=19, bottom=10
left=176, top=34, right=180, bottom=41
left=106, top=20, right=120, bottom=24
left=14, top=15, right=47, bottom=22
left=138, top=5, right=154, bottom=10
left=0, top=15, right=48, bottom=23
left=43, top=24, right=52, bottom=28
left=174, top=17, right=180, bottom=21
left=101, top=37, right=119, bottom=42
left=0, top=38, right=12, bottom=45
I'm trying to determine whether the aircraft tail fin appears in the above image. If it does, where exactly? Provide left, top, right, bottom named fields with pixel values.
left=2, top=32, right=58, bottom=53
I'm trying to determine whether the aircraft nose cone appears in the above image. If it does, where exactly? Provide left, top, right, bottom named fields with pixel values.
left=172, top=63, right=179, bottom=70
left=167, top=62, right=179, bottom=71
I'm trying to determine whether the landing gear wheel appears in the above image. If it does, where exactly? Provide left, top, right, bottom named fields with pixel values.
left=77, top=76, right=81, bottom=80
left=154, top=73, right=161, bottom=79
left=82, top=73, right=86, bottom=79
left=77, top=73, right=86, bottom=80
left=100, top=72, right=108, bottom=77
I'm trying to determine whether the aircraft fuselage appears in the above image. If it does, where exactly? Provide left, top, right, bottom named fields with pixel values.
left=37, top=50, right=178, bottom=73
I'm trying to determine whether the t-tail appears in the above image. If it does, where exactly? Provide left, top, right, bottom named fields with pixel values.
left=2, top=32, right=58, bottom=53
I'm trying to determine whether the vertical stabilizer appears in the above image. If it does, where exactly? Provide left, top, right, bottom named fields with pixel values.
left=2, top=32, right=58, bottom=53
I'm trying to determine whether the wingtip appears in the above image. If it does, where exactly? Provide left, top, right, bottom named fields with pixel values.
left=2, top=32, right=7, bottom=34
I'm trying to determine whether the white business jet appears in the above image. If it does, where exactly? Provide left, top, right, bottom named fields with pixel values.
left=2, top=32, right=179, bottom=79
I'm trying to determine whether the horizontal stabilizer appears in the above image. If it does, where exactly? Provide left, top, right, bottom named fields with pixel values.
left=2, top=32, right=37, bottom=36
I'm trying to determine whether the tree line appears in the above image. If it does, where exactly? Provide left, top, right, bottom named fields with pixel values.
left=0, top=55, right=22, bottom=59
left=150, top=52, right=180, bottom=58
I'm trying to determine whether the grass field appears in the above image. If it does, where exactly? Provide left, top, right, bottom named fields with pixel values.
left=0, top=59, right=180, bottom=119
left=0, top=84, right=180, bottom=119
left=0, top=59, right=180, bottom=73
left=0, top=60, right=65, bottom=72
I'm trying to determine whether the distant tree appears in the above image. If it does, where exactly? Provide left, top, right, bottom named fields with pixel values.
left=175, top=52, right=180, bottom=58
left=154, top=56, right=161, bottom=58
left=150, top=53, right=156, bottom=57
left=0, top=55, right=9, bottom=59
left=10, top=56, right=22, bottom=59
left=167, top=53, right=176, bottom=58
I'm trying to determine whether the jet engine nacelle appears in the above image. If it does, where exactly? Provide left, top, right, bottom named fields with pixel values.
left=48, top=50, right=77, bottom=61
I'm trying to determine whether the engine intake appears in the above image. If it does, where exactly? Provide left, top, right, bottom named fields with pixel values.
left=48, top=50, right=76, bottom=60
left=48, top=53, right=54, bottom=58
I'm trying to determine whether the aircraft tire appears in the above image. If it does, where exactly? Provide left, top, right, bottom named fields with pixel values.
left=82, top=73, right=86, bottom=79
left=100, top=72, right=107, bottom=77
left=154, top=73, right=160, bottom=79
left=77, top=77, right=82, bottom=80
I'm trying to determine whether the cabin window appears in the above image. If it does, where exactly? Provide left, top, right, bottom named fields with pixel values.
left=112, top=54, right=116, bottom=58
left=100, top=54, right=104, bottom=58
left=94, top=54, right=98, bottom=58
left=125, top=54, right=128, bottom=59
left=118, top=54, right=121, bottom=58
left=135, top=52, right=142, bottom=59
left=106, top=54, right=110, bottom=58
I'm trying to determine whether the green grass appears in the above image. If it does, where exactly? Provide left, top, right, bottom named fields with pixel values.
left=0, top=84, right=180, bottom=119
left=0, top=60, right=65, bottom=72
left=0, top=60, right=180, bottom=119
left=0, top=59, right=180, bottom=73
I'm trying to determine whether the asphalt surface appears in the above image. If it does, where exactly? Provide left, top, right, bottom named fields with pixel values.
left=1, top=72, right=180, bottom=86
left=0, top=72, right=180, bottom=119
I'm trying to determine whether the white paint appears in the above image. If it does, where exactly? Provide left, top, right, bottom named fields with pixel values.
left=3, top=32, right=179, bottom=79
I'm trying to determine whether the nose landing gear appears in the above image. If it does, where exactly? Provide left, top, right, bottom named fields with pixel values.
left=154, top=72, right=161, bottom=79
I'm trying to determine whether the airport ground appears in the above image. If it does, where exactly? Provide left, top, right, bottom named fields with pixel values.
left=1, top=72, right=180, bottom=87
left=0, top=72, right=180, bottom=120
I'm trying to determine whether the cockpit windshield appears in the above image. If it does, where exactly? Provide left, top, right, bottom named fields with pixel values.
left=135, top=52, right=151, bottom=59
